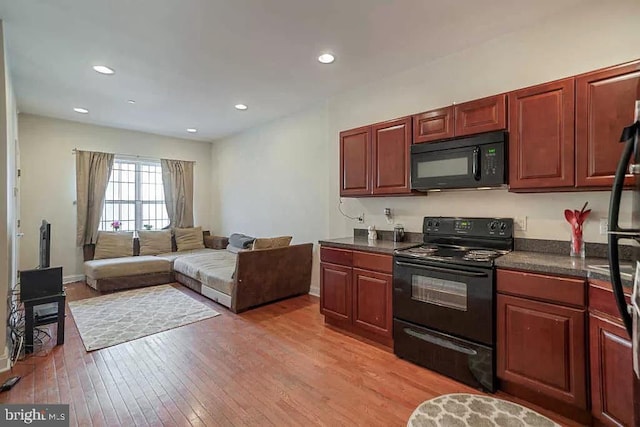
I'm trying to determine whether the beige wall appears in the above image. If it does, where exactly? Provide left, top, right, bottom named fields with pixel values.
left=18, top=114, right=214, bottom=281
left=0, top=20, right=18, bottom=372
left=214, top=0, right=640, bottom=295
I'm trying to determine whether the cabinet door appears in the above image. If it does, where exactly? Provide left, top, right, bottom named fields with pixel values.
left=454, top=94, right=507, bottom=137
left=340, top=126, right=371, bottom=196
left=320, top=262, right=352, bottom=321
left=372, top=117, right=411, bottom=195
left=508, top=79, right=575, bottom=190
left=497, top=294, right=587, bottom=409
left=576, top=60, right=640, bottom=188
left=352, top=268, right=392, bottom=337
left=589, top=314, right=634, bottom=427
left=412, top=106, right=454, bottom=144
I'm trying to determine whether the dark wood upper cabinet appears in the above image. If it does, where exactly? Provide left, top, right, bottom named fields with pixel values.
left=340, top=126, right=371, bottom=196
left=576, top=60, right=640, bottom=188
left=508, top=79, right=575, bottom=190
left=497, top=293, right=587, bottom=410
left=454, top=94, right=507, bottom=137
left=320, top=262, right=352, bottom=322
left=589, top=313, right=634, bottom=427
left=372, top=117, right=411, bottom=195
left=412, top=106, right=454, bottom=144
left=352, top=268, right=392, bottom=337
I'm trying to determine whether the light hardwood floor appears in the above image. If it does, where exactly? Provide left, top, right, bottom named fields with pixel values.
left=0, top=282, right=580, bottom=426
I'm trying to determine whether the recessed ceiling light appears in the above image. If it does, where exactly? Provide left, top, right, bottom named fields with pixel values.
left=93, top=65, right=115, bottom=75
left=318, top=53, right=335, bottom=64
left=127, top=100, right=136, bottom=104
left=234, top=104, right=248, bottom=111
left=186, top=128, right=198, bottom=133
left=73, top=107, right=89, bottom=114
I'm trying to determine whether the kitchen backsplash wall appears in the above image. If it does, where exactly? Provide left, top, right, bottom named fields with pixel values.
left=335, top=189, right=633, bottom=245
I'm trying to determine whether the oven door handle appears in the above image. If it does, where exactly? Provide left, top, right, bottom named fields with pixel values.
left=404, top=328, right=478, bottom=356
left=395, top=260, right=489, bottom=277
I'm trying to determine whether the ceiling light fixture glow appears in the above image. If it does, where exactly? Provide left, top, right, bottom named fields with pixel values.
left=186, top=128, right=198, bottom=133
left=92, top=65, right=115, bottom=75
left=73, top=107, right=89, bottom=114
left=318, top=53, right=335, bottom=64
left=127, top=100, right=136, bottom=104
left=234, top=104, right=248, bottom=111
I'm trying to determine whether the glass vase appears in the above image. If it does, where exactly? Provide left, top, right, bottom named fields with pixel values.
left=570, top=230, right=585, bottom=258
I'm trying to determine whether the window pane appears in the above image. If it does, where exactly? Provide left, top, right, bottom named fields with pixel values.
left=99, top=159, right=168, bottom=231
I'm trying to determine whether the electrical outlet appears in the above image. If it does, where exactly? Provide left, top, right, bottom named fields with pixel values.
left=358, top=213, right=365, bottom=224
left=514, top=216, right=527, bottom=231
left=600, top=218, right=608, bottom=235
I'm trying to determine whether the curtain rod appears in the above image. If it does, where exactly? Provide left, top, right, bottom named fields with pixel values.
left=71, top=148, right=196, bottom=164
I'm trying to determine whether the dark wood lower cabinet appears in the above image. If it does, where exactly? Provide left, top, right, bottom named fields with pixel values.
left=497, top=294, right=587, bottom=412
left=320, top=262, right=352, bottom=322
left=320, top=247, right=393, bottom=347
left=352, top=268, right=392, bottom=337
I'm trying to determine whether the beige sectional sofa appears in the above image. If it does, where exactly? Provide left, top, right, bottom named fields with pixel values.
left=83, top=229, right=313, bottom=313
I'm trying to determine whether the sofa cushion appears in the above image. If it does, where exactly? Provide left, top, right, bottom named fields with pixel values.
left=155, top=248, right=215, bottom=266
left=173, top=251, right=236, bottom=296
left=85, top=256, right=171, bottom=280
left=93, top=232, right=134, bottom=260
left=138, top=230, right=172, bottom=255
left=252, top=236, right=292, bottom=250
left=229, top=233, right=255, bottom=249
left=174, top=227, right=205, bottom=251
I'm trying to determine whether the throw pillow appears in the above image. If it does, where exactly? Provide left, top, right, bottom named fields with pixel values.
left=252, top=236, right=292, bottom=250
left=225, top=244, right=245, bottom=254
left=93, top=231, right=134, bottom=260
left=138, top=230, right=172, bottom=255
left=174, top=227, right=205, bottom=251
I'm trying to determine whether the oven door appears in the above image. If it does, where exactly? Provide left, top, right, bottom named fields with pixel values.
left=393, top=257, right=494, bottom=345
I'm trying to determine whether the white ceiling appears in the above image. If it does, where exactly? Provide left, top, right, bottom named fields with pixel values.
left=0, top=0, right=586, bottom=142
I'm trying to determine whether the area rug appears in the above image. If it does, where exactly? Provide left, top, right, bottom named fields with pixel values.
left=407, top=394, right=560, bottom=427
left=69, top=284, right=220, bottom=351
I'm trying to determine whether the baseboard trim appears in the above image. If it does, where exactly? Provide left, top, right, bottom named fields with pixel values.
left=309, top=287, right=319, bottom=297
left=64, top=274, right=85, bottom=284
left=0, top=345, right=11, bottom=373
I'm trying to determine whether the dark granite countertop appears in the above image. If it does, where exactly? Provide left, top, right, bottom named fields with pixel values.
left=496, top=251, right=634, bottom=289
left=318, top=237, right=418, bottom=255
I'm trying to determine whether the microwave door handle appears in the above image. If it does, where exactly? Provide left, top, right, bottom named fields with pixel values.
left=608, top=123, right=638, bottom=337
left=472, top=146, right=480, bottom=181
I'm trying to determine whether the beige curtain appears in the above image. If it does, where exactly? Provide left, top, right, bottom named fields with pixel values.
left=161, top=159, right=194, bottom=228
left=76, top=150, right=114, bottom=246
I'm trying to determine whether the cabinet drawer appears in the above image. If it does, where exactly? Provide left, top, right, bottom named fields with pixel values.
left=588, top=279, right=632, bottom=320
left=497, top=269, right=585, bottom=307
left=320, top=247, right=352, bottom=266
left=352, top=251, right=392, bottom=274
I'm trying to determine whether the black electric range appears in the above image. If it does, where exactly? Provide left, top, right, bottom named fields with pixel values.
left=392, top=217, right=513, bottom=392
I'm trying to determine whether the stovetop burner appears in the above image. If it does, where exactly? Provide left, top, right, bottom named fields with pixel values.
left=394, top=217, right=514, bottom=267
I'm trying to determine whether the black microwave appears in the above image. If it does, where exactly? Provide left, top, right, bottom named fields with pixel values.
left=410, top=131, right=507, bottom=191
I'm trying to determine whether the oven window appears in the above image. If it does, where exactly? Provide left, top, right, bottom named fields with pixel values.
left=416, top=157, right=468, bottom=178
left=411, top=275, right=468, bottom=311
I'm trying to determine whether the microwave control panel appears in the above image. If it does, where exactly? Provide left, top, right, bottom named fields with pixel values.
left=481, top=142, right=504, bottom=179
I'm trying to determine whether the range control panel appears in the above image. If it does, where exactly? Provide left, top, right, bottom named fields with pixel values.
left=424, top=217, right=514, bottom=238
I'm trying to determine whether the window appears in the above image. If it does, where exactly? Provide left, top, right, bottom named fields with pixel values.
left=99, top=159, right=170, bottom=232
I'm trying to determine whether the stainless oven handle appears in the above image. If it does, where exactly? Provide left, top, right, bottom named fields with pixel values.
left=404, top=328, right=477, bottom=356
left=472, top=146, right=480, bottom=181
left=395, top=260, right=488, bottom=277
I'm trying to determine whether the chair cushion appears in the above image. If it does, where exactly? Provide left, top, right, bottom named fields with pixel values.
left=138, top=230, right=172, bottom=255
left=252, top=236, right=292, bottom=250
left=174, top=227, right=205, bottom=251
left=84, top=256, right=171, bottom=279
left=93, top=231, right=134, bottom=260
